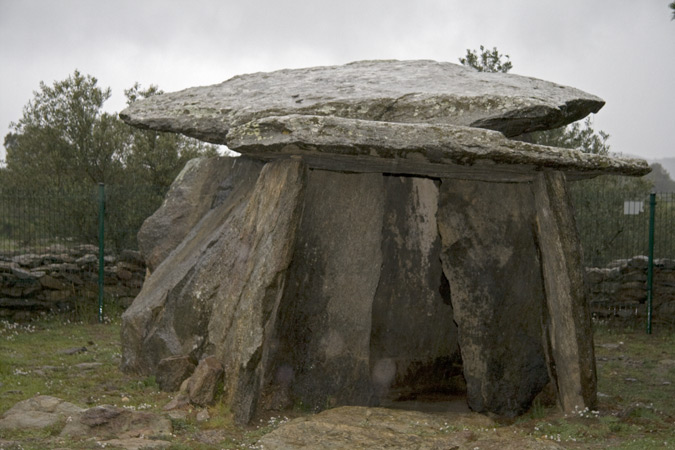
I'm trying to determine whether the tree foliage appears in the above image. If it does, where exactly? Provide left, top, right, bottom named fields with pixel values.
left=645, top=163, right=675, bottom=192
left=458, top=45, right=613, bottom=155
left=459, top=46, right=657, bottom=265
left=1, top=71, right=218, bottom=250
left=4, top=71, right=125, bottom=190
left=526, top=117, right=610, bottom=155
left=122, top=83, right=218, bottom=188
left=3, top=73, right=217, bottom=191
left=459, top=45, right=513, bottom=73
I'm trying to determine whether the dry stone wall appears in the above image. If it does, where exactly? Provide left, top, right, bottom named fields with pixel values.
left=0, top=245, right=146, bottom=321
left=586, top=257, right=675, bottom=327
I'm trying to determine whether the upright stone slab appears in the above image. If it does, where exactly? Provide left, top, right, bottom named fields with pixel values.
left=437, top=179, right=549, bottom=416
left=121, top=156, right=265, bottom=374
left=121, top=158, right=306, bottom=424
left=195, top=158, right=306, bottom=423
left=138, top=156, right=263, bottom=272
left=267, top=170, right=385, bottom=411
left=534, top=171, right=597, bottom=412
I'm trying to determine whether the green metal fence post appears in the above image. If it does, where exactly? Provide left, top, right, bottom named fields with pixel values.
left=646, top=191, right=656, bottom=334
left=98, top=183, right=105, bottom=324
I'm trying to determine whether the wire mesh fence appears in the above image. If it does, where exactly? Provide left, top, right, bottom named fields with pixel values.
left=0, top=184, right=161, bottom=322
left=0, top=184, right=165, bottom=255
left=571, top=189, right=674, bottom=268
left=1, top=178, right=674, bottom=327
left=0, top=187, right=96, bottom=255
left=570, top=184, right=675, bottom=330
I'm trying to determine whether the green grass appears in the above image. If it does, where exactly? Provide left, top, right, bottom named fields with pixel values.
left=513, top=325, right=675, bottom=449
left=1, top=315, right=673, bottom=449
left=0, top=315, right=294, bottom=448
left=0, top=317, right=168, bottom=415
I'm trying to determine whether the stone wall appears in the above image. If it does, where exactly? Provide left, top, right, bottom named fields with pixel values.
left=586, top=257, right=675, bottom=327
left=0, top=244, right=146, bottom=321
left=5, top=242, right=672, bottom=328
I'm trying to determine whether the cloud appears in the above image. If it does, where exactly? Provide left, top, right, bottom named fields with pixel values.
left=1, top=0, right=674, bottom=160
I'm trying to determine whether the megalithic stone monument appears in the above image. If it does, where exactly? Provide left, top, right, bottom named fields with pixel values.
left=119, top=60, right=649, bottom=424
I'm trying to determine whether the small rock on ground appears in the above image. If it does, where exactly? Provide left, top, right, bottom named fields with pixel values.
left=95, top=437, right=171, bottom=449
left=0, top=395, right=83, bottom=430
left=61, top=403, right=172, bottom=439
left=0, top=395, right=172, bottom=450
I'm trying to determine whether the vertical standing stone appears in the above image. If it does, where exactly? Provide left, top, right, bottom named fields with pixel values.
left=533, top=171, right=597, bottom=412
left=138, top=156, right=264, bottom=272
left=268, top=170, right=385, bottom=411
left=437, top=179, right=549, bottom=416
left=121, top=158, right=306, bottom=425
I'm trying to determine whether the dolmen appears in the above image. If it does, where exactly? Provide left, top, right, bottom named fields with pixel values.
left=119, top=60, right=649, bottom=424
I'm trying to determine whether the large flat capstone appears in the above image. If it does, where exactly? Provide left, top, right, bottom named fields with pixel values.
left=120, top=59, right=604, bottom=141
left=226, top=114, right=649, bottom=180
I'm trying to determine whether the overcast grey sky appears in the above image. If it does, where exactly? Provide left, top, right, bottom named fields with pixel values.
left=1, top=0, right=673, bottom=162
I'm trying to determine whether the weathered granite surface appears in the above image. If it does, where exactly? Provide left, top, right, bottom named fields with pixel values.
left=137, top=156, right=264, bottom=272
left=122, top=154, right=602, bottom=421
left=120, top=60, right=649, bottom=423
left=0, top=396, right=83, bottom=431
left=123, top=158, right=465, bottom=423
left=120, top=156, right=266, bottom=374
left=120, top=59, right=604, bottom=141
left=533, top=172, right=597, bottom=411
left=266, top=170, right=385, bottom=413
left=226, top=114, right=649, bottom=179
left=60, top=404, right=172, bottom=439
left=0, top=395, right=171, bottom=449
left=156, top=355, right=196, bottom=392
left=437, top=179, right=550, bottom=416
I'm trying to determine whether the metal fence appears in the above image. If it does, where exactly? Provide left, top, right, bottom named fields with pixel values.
left=1, top=179, right=674, bottom=327
left=0, top=183, right=162, bottom=322
left=571, top=184, right=675, bottom=331
left=572, top=190, right=674, bottom=268
left=0, top=184, right=165, bottom=255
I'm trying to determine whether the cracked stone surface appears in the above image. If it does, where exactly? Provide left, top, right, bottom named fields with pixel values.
left=226, top=114, right=649, bottom=179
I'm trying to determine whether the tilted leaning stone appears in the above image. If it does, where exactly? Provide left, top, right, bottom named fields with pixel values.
left=119, top=59, right=650, bottom=424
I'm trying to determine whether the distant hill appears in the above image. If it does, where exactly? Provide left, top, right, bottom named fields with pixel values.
left=646, top=157, right=675, bottom=193
left=649, top=157, right=675, bottom=180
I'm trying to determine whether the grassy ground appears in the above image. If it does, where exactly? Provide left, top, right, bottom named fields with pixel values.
left=0, top=314, right=673, bottom=449
left=516, top=323, right=675, bottom=449
left=0, top=315, right=290, bottom=449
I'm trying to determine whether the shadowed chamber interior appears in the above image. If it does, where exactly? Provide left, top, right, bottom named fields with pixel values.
left=369, top=174, right=464, bottom=410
